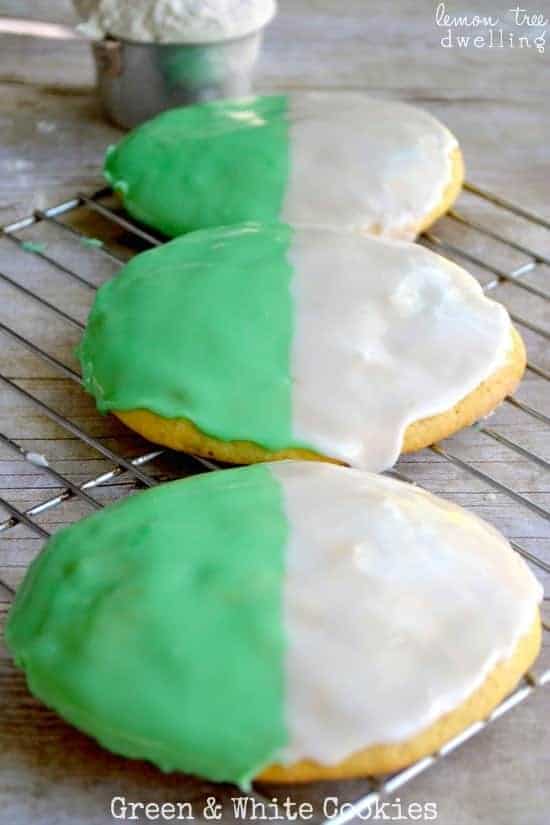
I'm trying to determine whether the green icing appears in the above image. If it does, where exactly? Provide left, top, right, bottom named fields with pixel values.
left=80, top=237, right=104, bottom=249
left=21, top=241, right=47, bottom=254
left=6, top=465, right=288, bottom=786
left=77, top=223, right=296, bottom=451
left=104, top=95, right=290, bottom=237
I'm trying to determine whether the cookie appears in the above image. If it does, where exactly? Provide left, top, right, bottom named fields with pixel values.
left=78, top=224, right=525, bottom=471
left=104, top=93, right=463, bottom=240
left=6, top=462, right=542, bottom=785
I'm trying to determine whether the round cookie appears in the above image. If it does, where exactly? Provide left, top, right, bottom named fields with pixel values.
left=104, top=93, right=464, bottom=241
left=78, top=223, right=525, bottom=472
left=6, top=462, right=542, bottom=785
left=115, top=325, right=525, bottom=466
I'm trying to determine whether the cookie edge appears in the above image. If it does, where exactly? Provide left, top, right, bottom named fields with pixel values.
left=257, top=610, right=541, bottom=782
left=113, top=325, right=526, bottom=466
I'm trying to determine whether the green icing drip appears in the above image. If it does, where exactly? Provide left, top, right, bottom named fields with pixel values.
left=80, top=236, right=104, bottom=248
left=21, top=241, right=47, bottom=254
left=77, top=223, right=296, bottom=451
left=5, top=465, right=288, bottom=786
left=104, top=95, right=290, bottom=237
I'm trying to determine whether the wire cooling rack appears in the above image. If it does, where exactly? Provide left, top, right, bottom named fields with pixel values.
left=0, top=183, right=548, bottom=824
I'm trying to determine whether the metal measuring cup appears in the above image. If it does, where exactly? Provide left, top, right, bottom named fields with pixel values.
left=0, top=16, right=268, bottom=129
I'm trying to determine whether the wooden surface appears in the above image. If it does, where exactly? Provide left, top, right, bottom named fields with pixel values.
left=0, top=1, right=549, bottom=823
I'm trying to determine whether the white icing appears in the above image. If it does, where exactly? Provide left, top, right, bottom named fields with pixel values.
left=288, top=228, right=511, bottom=470
left=24, top=451, right=49, bottom=468
left=270, top=461, right=542, bottom=765
left=284, top=94, right=458, bottom=240
left=73, top=0, right=277, bottom=43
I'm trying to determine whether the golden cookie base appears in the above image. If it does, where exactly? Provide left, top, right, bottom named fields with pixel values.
left=257, top=612, right=541, bottom=782
left=114, top=326, right=526, bottom=466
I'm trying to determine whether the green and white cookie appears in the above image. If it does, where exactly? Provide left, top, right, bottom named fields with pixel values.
left=77, top=223, right=522, bottom=471
left=6, top=462, right=542, bottom=785
left=104, top=93, right=463, bottom=240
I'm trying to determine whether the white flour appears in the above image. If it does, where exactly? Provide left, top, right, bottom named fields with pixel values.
left=73, top=0, right=277, bottom=43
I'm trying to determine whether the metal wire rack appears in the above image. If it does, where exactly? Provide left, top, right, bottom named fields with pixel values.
left=0, top=182, right=548, bottom=824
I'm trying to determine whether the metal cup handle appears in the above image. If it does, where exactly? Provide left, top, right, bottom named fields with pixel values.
left=92, top=39, right=123, bottom=78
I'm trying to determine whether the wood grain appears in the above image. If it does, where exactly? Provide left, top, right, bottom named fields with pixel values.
left=0, top=1, right=549, bottom=823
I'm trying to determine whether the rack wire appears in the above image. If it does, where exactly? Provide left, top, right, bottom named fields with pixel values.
left=0, top=183, right=548, bottom=824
